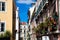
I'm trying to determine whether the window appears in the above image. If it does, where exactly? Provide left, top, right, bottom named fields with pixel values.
left=24, top=30, right=25, bottom=34
left=20, top=29, right=22, bottom=33
left=0, top=22, right=5, bottom=32
left=0, top=2, right=5, bottom=11
left=28, top=26, right=30, bottom=32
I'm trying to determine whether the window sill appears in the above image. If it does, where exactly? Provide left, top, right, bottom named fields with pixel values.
left=0, top=31, right=5, bottom=34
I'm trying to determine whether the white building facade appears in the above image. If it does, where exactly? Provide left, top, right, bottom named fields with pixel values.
left=20, top=22, right=29, bottom=40
left=15, top=7, right=19, bottom=40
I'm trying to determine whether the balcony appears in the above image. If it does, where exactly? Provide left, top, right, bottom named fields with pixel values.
left=36, top=0, right=48, bottom=15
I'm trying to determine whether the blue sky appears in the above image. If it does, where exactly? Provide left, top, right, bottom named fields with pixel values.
left=16, top=0, right=36, bottom=22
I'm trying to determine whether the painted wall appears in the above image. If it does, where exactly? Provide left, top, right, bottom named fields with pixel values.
left=20, top=24, right=28, bottom=40
left=0, top=0, right=13, bottom=33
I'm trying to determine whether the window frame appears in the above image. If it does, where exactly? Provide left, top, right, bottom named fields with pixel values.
left=0, top=2, right=6, bottom=12
left=0, top=21, right=6, bottom=33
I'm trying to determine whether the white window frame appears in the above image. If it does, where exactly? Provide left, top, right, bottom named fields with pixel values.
left=0, top=21, right=6, bottom=33
left=0, top=2, right=5, bottom=11
left=0, top=1, right=7, bottom=12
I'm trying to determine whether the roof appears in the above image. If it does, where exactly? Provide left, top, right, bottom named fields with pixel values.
left=20, top=22, right=27, bottom=25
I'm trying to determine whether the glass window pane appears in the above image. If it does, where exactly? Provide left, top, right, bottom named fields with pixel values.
left=2, top=6, right=5, bottom=11
left=1, top=27, right=4, bottom=31
left=1, top=23, right=5, bottom=32
left=2, top=2, right=5, bottom=11
left=0, top=2, right=1, bottom=11
left=1, top=23, right=4, bottom=27
left=2, top=2, right=5, bottom=7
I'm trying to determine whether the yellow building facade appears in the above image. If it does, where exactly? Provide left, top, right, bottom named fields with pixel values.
left=0, top=0, right=16, bottom=39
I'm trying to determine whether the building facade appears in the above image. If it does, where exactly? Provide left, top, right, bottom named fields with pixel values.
left=20, top=22, right=29, bottom=40
left=0, top=0, right=16, bottom=40
left=58, top=0, right=60, bottom=40
left=15, top=7, right=19, bottom=40
left=28, top=5, right=36, bottom=40
left=30, top=0, right=59, bottom=40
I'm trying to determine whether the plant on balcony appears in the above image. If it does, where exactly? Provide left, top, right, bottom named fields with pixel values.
left=39, top=22, right=48, bottom=34
left=33, top=23, right=49, bottom=36
left=53, top=12, right=58, bottom=24
left=45, top=17, right=57, bottom=32
left=32, top=27, right=39, bottom=39
left=34, top=27, right=39, bottom=33
left=33, top=23, right=43, bottom=33
left=0, top=31, right=11, bottom=40
left=46, top=17, right=54, bottom=25
left=45, top=17, right=53, bottom=32
left=40, top=29, right=47, bottom=35
left=4, top=31, right=11, bottom=37
left=27, top=33, right=30, bottom=40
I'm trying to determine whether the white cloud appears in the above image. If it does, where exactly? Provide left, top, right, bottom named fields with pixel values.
left=16, top=0, right=36, bottom=4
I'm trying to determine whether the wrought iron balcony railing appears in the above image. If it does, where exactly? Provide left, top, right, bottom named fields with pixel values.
left=36, top=0, right=48, bottom=15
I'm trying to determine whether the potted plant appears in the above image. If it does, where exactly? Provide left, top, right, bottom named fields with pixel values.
left=34, top=27, right=39, bottom=33
left=53, top=12, right=58, bottom=23
left=45, top=17, right=51, bottom=32
left=0, top=31, right=11, bottom=40
left=45, top=17, right=58, bottom=32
